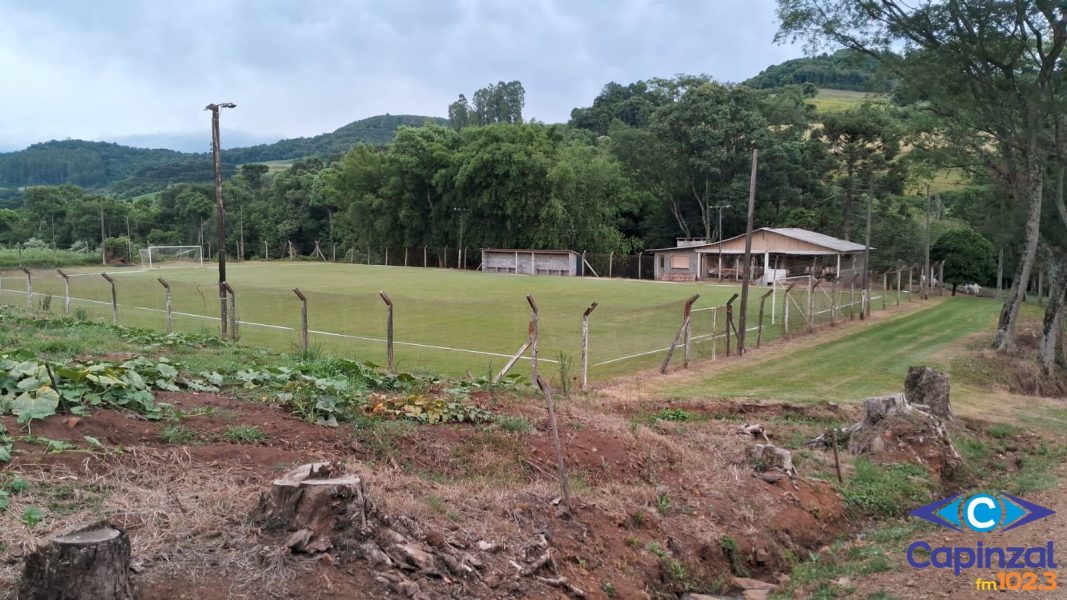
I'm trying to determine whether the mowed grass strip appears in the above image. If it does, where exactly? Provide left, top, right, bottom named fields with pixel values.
left=0, top=263, right=777, bottom=380
left=653, top=297, right=1001, bottom=403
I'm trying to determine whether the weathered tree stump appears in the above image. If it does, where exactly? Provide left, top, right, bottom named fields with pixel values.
left=848, top=393, right=961, bottom=478
left=253, top=462, right=376, bottom=554
left=905, top=366, right=952, bottom=420
left=17, top=522, right=136, bottom=600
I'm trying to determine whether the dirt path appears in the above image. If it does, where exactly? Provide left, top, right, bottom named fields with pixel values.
left=851, top=464, right=1067, bottom=599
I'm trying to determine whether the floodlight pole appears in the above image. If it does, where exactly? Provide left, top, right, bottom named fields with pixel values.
left=206, top=102, right=236, bottom=339
left=712, top=205, right=730, bottom=243
left=737, top=149, right=758, bottom=354
left=923, top=185, right=931, bottom=300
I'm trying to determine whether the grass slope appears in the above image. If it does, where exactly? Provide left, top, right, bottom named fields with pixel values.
left=810, top=88, right=870, bottom=113
left=655, top=297, right=1000, bottom=402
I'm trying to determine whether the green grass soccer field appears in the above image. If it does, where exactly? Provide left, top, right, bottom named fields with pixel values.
left=0, top=262, right=804, bottom=381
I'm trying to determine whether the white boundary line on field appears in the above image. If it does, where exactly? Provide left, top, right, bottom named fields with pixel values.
left=0, top=289, right=558, bottom=364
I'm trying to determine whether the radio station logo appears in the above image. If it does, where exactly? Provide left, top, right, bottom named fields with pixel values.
left=905, top=492, right=1058, bottom=585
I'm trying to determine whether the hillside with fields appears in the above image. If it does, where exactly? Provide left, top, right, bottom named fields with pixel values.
left=0, top=114, right=443, bottom=196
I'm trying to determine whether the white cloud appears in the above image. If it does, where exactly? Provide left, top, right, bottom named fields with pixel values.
left=0, top=0, right=804, bottom=152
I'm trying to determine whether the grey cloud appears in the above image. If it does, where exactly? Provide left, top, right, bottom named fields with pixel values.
left=0, top=0, right=804, bottom=152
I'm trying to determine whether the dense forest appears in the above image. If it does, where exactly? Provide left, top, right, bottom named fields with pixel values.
left=744, top=49, right=891, bottom=92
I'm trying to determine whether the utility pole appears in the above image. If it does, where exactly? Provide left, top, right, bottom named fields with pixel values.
left=737, top=149, right=758, bottom=353
left=100, top=203, right=106, bottom=266
left=125, top=214, right=132, bottom=264
left=861, top=191, right=873, bottom=319
left=922, top=186, right=931, bottom=300
left=712, top=205, right=730, bottom=242
left=206, top=102, right=237, bottom=338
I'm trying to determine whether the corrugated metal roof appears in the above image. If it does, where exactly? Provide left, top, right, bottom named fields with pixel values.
left=654, top=227, right=868, bottom=254
left=765, top=228, right=867, bottom=253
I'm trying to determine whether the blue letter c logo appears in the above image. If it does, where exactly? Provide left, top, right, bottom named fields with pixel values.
left=964, top=494, right=1001, bottom=532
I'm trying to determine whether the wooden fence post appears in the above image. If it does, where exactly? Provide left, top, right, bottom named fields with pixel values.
left=535, top=376, right=571, bottom=512
left=724, top=293, right=739, bottom=357
left=20, top=267, right=31, bottom=310
left=711, top=307, right=718, bottom=360
left=831, top=428, right=843, bottom=484
left=782, top=284, right=796, bottom=339
left=158, top=278, right=173, bottom=334
left=423, top=245, right=428, bottom=268
left=100, top=273, right=118, bottom=325
left=293, top=288, right=308, bottom=352
left=808, top=277, right=822, bottom=332
left=527, top=295, right=539, bottom=384
left=221, top=282, right=239, bottom=341
left=907, top=267, right=914, bottom=302
left=661, top=295, right=700, bottom=373
left=849, top=274, right=861, bottom=319
left=378, top=291, right=394, bottom=373
left=608, top=251, right=614, bottom=278
left=882, top=271, right=888, bottom=311
left=830, top=279, right=838, bottom=323
left=896, top=269, right=902, bottom=306
left=580, top=302, right=599, bottom=391
left=56, top=269, right=71, bottom=316
left=756, top=288, right=775, bottom=348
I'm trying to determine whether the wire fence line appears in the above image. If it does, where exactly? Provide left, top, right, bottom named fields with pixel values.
left=0, top=266, right=909, bottom=384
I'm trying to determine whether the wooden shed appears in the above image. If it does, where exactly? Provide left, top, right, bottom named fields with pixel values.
left=651, top=228, right=868, bottom=283
left=481, top=249, right=581, bottom=276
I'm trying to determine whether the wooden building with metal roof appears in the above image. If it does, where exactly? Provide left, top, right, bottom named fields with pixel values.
left=651, top=228, right=869, bottom=284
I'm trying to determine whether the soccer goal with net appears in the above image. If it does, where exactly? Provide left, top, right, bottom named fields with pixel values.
left=139, top=246, right=204, bottom=269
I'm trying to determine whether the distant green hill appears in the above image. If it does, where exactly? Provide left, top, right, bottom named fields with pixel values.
left=745, top=49, right=890, bottom=93
left=228, top=114, right=445, bottom=164
left=0, top=114, right=445, bottom=196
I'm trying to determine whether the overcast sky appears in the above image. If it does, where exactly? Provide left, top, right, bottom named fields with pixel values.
left=0, top=0, right=804, bottom=153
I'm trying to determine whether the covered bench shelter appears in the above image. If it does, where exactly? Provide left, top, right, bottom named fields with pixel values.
left=481, top=248, right=581, bottom=276
left=652, top=228, right=868, bottom=284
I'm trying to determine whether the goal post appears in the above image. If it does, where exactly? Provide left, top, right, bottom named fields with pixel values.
left=140, top=246, right=204, bottom=269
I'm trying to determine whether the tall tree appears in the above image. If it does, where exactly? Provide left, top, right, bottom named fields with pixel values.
left=817, top=102, right=901, bottom=240
left=448, top=94, right=472, bottom=130
left=776, top=0, right=1067, bottom=353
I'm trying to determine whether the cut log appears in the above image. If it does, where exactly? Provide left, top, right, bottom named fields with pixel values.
left=905, top=366, right=952, bottom=420
left=253, top=462, right=375, bottom=554
left=18, top=522, right=136, bottom=600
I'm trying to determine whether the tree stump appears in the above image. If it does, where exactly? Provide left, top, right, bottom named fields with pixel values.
left=848, top=394, right=961, bottom=478
left=253, top=462, right=376, bottom=554
left=17, top=522, right=136, bottom=600
left=905, top=366, right=952, bottom=420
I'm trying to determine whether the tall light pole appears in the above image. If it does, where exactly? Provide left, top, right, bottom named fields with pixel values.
left=712, top=205, right=730, bottom=242
left=737, top=149, right=758, bottom=354
left=206, top=102, right=236, bottom=338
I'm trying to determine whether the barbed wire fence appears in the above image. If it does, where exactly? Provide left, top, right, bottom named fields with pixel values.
left=0, top=263, right=934, bottom=386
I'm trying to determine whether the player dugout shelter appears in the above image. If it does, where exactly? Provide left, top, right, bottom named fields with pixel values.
left=481, top=248, right=582, bottom=276
left=651, top=228, right=868, bottom=284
